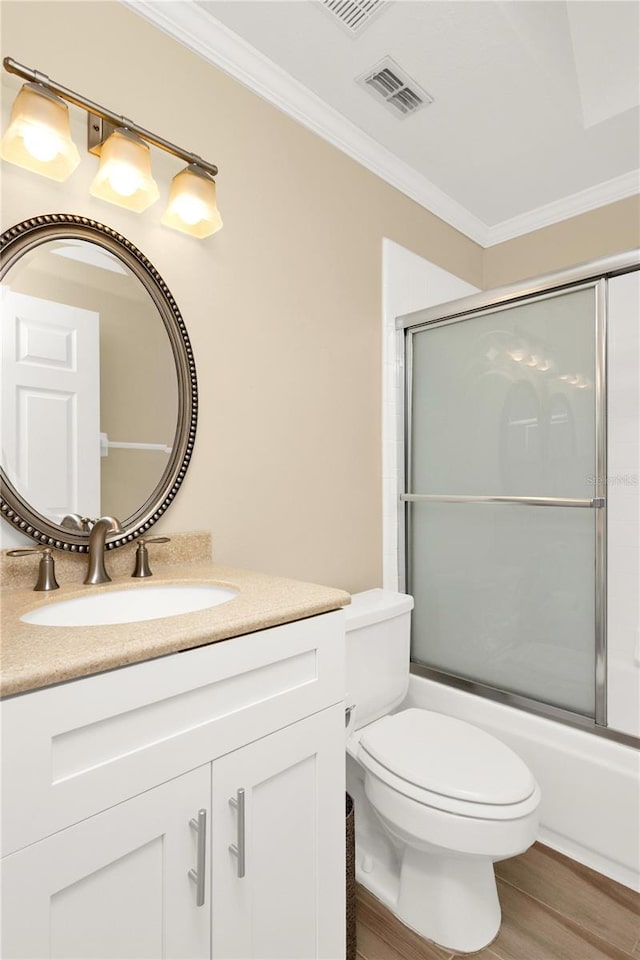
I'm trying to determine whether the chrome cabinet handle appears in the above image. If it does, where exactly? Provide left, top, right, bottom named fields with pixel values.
left=229, top=788, right=246, bottom=879
left=188, top=808, right=207, bottom=906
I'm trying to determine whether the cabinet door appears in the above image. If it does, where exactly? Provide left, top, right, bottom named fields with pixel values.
left=0, top=767, right=210, bottom=960
left=212, top=704, right=345, bottom=960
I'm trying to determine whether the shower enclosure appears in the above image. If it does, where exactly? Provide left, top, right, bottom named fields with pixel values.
left=399, top=254, right=637, bottom=735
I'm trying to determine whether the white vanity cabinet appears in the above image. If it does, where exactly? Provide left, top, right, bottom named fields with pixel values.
left=0, top=610, right=346, bottom=960
left=1, top=766, right=212, bottom=960
left=211, top=707, right=345, bottom=960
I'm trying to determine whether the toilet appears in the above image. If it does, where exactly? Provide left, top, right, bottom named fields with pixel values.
left=345, top=589, right=541, bottom=954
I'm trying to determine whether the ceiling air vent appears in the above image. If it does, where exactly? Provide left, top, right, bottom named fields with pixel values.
left=358, top=56, right=433, bottom=117
left=320, top=0, right=388, bottom=37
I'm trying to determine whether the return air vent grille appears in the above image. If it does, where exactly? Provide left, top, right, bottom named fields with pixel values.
left=358, top=56, right=433, bottom=117
left=320, top=0, right=388, bottom=36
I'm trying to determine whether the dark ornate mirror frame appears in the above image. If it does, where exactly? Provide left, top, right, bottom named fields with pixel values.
left=0, top=214, right=198, bottom=552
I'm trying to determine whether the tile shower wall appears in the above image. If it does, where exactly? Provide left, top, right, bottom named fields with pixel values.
left=381, top=240, right=478, bottom=591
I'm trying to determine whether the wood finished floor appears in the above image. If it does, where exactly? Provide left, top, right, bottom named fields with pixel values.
left=355, top=843, right=640, bottom=960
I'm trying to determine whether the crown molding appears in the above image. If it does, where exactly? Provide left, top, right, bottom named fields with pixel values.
left=124, top=0, right=489, bottom=245
left=125, top=0, right=639, bottom=250
left=484, top=169, right=640, bottom=247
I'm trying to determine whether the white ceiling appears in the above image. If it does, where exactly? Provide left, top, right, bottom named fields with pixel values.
left=130, top=0, right=640, bottom=245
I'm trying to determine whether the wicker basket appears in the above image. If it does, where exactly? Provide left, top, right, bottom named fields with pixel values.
left=346, top=793, right=356, bottom=960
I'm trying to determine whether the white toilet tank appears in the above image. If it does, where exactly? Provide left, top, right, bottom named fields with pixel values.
left=345, top=589, right=414, bottom=731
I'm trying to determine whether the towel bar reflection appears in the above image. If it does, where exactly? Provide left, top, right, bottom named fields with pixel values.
left=100, top=432, right=172, bottom=457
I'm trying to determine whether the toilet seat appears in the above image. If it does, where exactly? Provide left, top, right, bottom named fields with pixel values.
left=358, top=708, right=539, bottom=821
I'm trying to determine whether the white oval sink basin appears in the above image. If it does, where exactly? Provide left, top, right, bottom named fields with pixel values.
left=21, top=583, right=238, bottom=627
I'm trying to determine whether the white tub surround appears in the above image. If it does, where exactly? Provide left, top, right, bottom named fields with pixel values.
left=606, top=271, right=640, bottom=738
left=384, top=254, right=640, bottom=892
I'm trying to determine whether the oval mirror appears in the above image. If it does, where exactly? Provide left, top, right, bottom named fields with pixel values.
left=1, top=215, right=197, bottom=551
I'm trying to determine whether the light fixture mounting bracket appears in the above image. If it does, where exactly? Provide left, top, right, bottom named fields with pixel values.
left=87, top=114, right=119, bottom=156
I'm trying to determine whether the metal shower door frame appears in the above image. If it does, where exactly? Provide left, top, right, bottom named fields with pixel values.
left=397, top=249, right=639, bottom=744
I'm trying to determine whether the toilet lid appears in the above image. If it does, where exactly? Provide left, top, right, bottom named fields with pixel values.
left=358, top=709, right=536, bottom=805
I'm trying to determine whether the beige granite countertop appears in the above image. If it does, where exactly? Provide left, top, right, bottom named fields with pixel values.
left=0, top=534, right=350, bottom=697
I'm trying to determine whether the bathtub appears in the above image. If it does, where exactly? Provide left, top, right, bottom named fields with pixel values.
left=404, top=674, right=640, bottom=891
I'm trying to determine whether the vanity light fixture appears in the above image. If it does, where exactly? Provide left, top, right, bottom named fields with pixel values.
left=162, top=164, right=223, bottom=238
left=1, top=57, right=221, bottom=238
left=0, top=81, right=80, bottom=181
left=90, top=128, right=159, bottom=212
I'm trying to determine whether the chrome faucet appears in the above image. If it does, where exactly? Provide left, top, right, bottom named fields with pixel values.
left=84, top=516, right=122, bottom=585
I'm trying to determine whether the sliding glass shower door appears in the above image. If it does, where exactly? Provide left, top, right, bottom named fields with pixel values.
left=404, top=283, right=605, bottom=721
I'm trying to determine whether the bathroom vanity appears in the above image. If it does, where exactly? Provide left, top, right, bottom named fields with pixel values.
left=0, top=559, right=348, bottom=960
left=0, top=216, right=348, bottom=958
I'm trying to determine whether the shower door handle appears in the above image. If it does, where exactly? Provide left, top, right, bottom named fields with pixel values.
left=400, top=494, right=604, bottom=508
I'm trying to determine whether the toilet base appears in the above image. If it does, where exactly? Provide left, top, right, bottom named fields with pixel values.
left=348, top=756, right=504, bottom=954
left=396, top=846, right=501, bottom=953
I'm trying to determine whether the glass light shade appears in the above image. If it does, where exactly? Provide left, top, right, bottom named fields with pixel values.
left=90, top=128, right=159, bottom=212
left=161, top=165, right=223, bottom=238
left=0, top=83, right=80, bottom=181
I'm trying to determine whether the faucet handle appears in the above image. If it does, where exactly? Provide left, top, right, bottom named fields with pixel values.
left=7, top=547, right=60, bottom=592
left=132, top=537, right=171, bottom=578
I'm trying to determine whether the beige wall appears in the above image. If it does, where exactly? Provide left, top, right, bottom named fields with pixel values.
left=1, top=2, right=637, bottom=592
left=0, top=1, right=482, bottom=592
left=484, top=196, right=640, bottom=288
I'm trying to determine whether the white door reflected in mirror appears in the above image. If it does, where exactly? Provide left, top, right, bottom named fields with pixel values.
left=1, top=288, right=101, bottom=523
left=1, top=238, right=179, bottom=524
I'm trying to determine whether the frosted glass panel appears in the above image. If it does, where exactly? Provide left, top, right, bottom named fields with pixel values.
left=409, top=502, right=596, bottom=717
left=410, top=287, right=596, bottom=498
